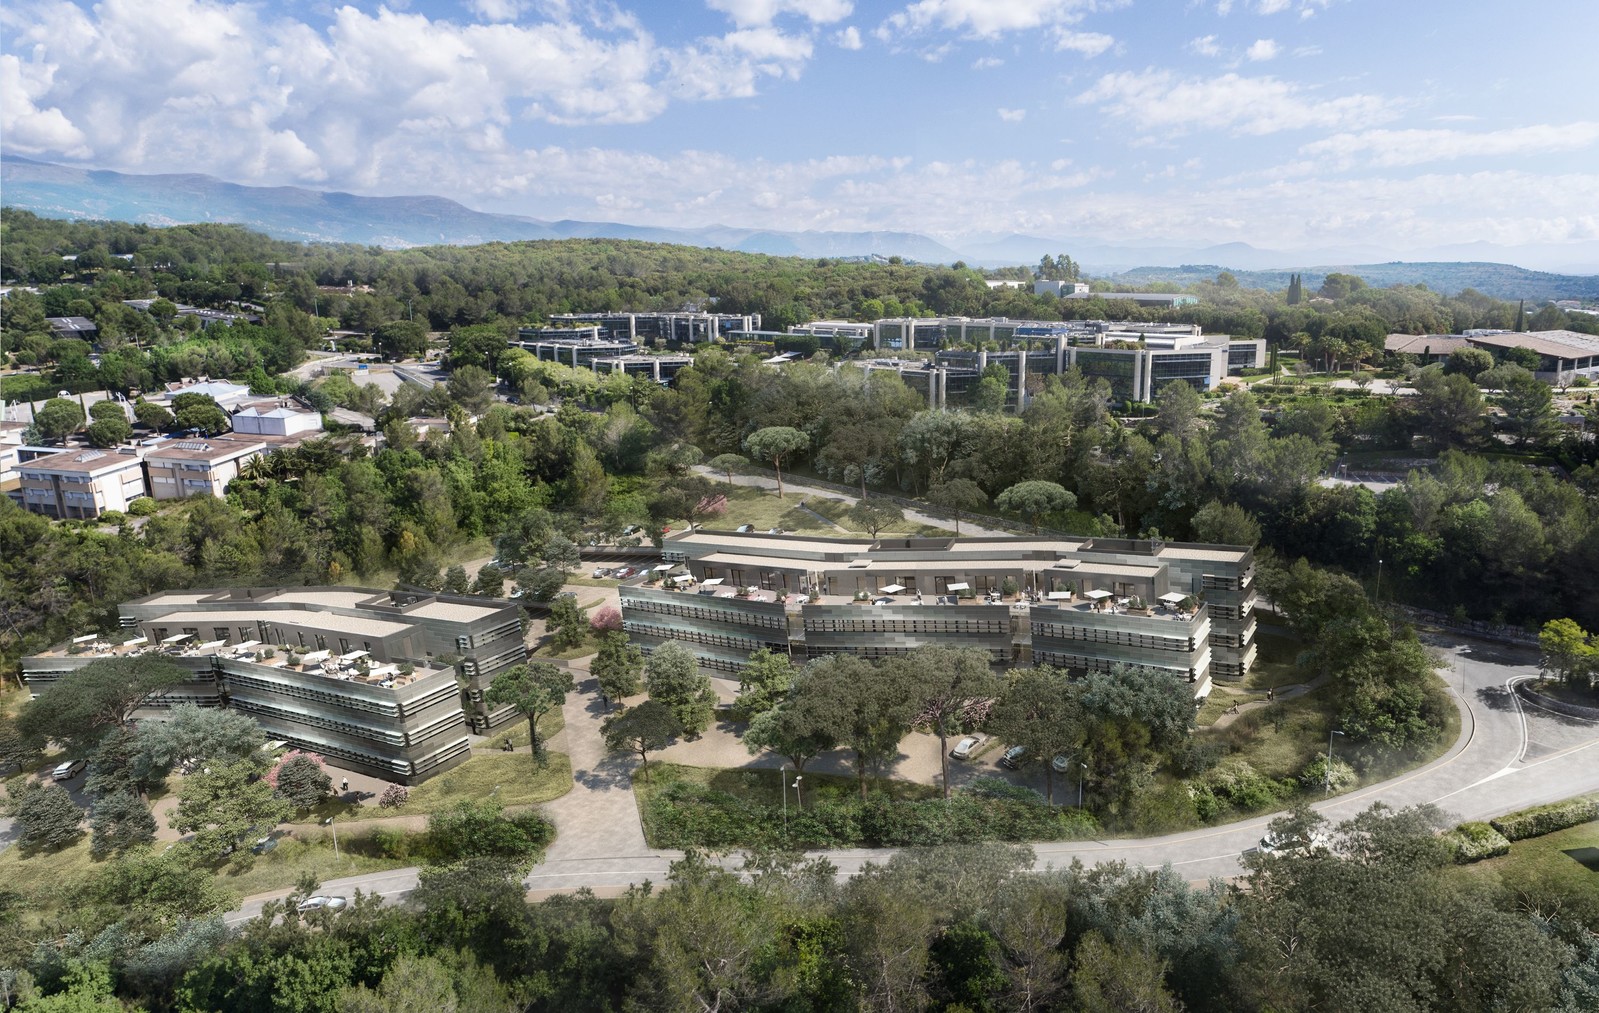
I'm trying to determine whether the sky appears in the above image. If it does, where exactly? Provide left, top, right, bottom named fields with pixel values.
left=4, top=0, right=1599, bottom=264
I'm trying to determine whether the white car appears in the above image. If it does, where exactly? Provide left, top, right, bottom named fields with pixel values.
left=1051, top=755, right=1073, bottom=775
left=296, top=896, right=349, bottom=912
left=52, top=759, right=86, bottom=781
left=951, top=736, right=981, bottom=760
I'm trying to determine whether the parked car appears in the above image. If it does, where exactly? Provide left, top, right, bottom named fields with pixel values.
left=1051, top=754, right=1073, bottom=775
left=613, top=567, right=634, bottom=580
left=52, top=759, right=86, bottom=781
left=250, top=834, right=278, bottom=854
left=1258, top=829, right=1328, bottom=854
left=999, top=745, right=1026, bottom=769
left=296, top=896, right=348, bottom=912
left=951, top=736, right=981, bottom=760
left=736, top=524, right=755, bottom=533
left=592, top=567, right=610, bottom=578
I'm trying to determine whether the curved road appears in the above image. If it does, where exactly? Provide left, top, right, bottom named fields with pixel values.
left=224, top=635, right=1599, bottom=926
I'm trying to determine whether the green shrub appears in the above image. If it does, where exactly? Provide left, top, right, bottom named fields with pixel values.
left=1202, top=759, right=1295, bottom=813
left=1298, top=755, right=1357, bottom=794
left=127, top=497, right=159, bottom=517
left=423, top=798, right=554, bottom=864
left=1445, top=821, right=1511, bottom=863
left=641, top=780, right=1099, bottom=849
left=1489, top=795, right=1599, bottom=841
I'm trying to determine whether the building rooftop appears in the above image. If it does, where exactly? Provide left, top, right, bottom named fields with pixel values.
left=144, top=436, right=266, bottom=464
left=150, top=607, right=415, bottom=640
left=20, top=447, right=144, bottom=474
left=405, top=599, right=510, bottom=623
left=1463, top=329, right=1599, bottom=360
left=1385, top=334, right=1471, bottom=356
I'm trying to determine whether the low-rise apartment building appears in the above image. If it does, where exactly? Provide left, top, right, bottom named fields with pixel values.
left=21, top=586, right=531, bottom=782
left=144, top=436, right=272, bottom=500
left=621, top=531, right=1257, bottom=697
left=17, top=446, right=148, bottom=519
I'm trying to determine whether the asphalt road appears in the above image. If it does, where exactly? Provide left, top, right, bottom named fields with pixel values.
left=222, top=634, right=1598, bottom=926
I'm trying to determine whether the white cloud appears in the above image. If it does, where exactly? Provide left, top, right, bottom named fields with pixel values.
left=1187, top=34, right=1221, bottom=57
left=0, top=0, right=842, bottom=188
left=1079, top=70, right=1394, bottom=136
left=1256, top=0, right=1290, bottom=13
left=879, top=0, right=1115, bottom=40
left=1301, top=122, right=1599, bottom=169
left=464, top=0, right=527, bottom=21
left=997, top=107, right=1026, bottom=122
left=0, top=54, right=91, bottom=157
left=834, top=25, right=863, bottom=48
left=1246, top=38, right=1278, bottom=60
left=1054, top=29, right=1115, bottom=57
left=971, top=56, right=1004, bottom=69
left=707, top=0, right=853, bottom=29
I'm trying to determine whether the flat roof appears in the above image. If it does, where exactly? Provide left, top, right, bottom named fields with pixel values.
left=20, top=448, right=144, bottom=474
left=150, top=608, right=413, bottom=639
left=1465, top=329, right=1599, bottom=359
left=145, top=436, right=266, bottom=463
left=1385, top=333, right=1471, bottom=355
left=406, top=599, right=509, bottom=623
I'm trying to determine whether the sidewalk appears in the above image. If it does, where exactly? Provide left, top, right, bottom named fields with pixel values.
left=523, top=656, right=668, bottom=890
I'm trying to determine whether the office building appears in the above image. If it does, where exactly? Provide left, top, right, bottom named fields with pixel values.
left=20, top=586, right=531, bottom=782
left=619, top=531, right=1258, bottom=697
left=546, top=311, right=760, bottom=347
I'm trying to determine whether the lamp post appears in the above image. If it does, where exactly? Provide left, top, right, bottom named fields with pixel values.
left=780, top=765, right=788, bottom=829
left=1374, top=558, right=1382, bottom=604
left=793, top=775, right=803, bottom=812
left=1325, top=730, right=1345, bottom=795
left=322, top=816, right=339, bottom=860
left=1078, top=763, right=1088, bottom=809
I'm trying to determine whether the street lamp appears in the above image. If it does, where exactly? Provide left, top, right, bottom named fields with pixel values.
left=1374, top=558, right=1382, bottom=605
left=780, top=764, right=788, bottom=828
left=1078, top=763, right=1088, bottom=809
left=1325, top=730, right=1345, bottom=795
left=792, top=775, right=803, bottom=812
left=322, top=816, right=339, bottom=860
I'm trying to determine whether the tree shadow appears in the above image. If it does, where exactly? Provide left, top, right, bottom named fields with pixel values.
left=1564, top=847, right=1599, bottom=873
left=572, top=752, right=638, bottom=791
left=1474, top=685, right=1519, bottom=712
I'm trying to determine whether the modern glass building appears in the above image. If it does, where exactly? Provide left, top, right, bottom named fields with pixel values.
left=622, top=531, right=1259, bottom=699
left=22, top=587, right=531, bottom=782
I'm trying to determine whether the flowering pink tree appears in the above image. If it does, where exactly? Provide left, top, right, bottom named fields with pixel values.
left=590, top=605, right=623, bottom=633
left=264, top=749, right=327, bottom=788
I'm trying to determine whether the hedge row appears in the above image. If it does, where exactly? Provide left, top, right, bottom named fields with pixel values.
left=1446, top=821, right=1511, bottom=864
left=642, top=781, right=1100, bottom=850
left=1489, top=795, right=1599, bottom=842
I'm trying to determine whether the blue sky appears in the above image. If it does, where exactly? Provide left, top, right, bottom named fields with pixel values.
left=4, top=0, right=1598, bottom=264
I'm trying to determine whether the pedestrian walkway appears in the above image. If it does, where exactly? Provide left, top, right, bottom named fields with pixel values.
left=1208, top=675, right=1327, bottom=729
left=523, top=656, right=671, bottom=893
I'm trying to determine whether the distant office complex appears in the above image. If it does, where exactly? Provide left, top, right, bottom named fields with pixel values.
left=21, top=587, right=529, bottom=782
left=619, top=531, right=1258, bottom=698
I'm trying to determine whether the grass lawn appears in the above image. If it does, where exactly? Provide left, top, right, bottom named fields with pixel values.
left=314, top=751, right=573, bottom=824
left=481, top=706, right=565, bottom=751
left=1196, top=673, right=1461, bottom=787
left=530, top=636, right=601, bottom=661
left=1453, top=819, right=1599, bottom=924
left=1244, top=631, right=1307, bottom=690
left=209, top=835, right=408, bottom=898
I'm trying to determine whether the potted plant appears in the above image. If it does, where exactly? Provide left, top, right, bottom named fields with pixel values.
left=1001, top=577, right=1019, bottom=599
left=1126, top=596, right=1151, bottom=615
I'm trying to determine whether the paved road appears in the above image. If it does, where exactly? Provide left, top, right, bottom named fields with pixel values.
left=223, top=634, right=1599, bottom=925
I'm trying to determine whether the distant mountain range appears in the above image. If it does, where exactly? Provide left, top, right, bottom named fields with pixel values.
left=4, top=156, right=1597, bottom=300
